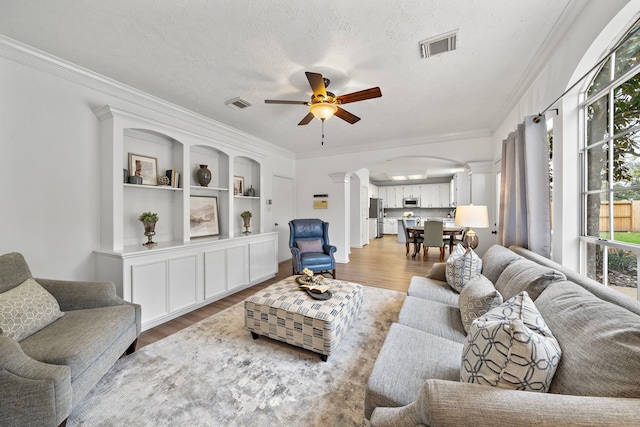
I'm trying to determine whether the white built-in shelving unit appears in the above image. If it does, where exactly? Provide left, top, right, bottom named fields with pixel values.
left=93, top=105, right=277, bottom=330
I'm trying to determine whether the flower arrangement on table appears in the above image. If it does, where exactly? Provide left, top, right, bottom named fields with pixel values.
left=297, top=268, right=331, bottom=293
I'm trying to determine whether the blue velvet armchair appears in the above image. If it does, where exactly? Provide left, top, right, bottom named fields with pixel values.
left=289, top=219, right=337, bottom=278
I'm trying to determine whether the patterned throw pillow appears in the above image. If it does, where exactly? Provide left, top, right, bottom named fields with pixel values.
left=458, top=274, right=503, bottom=333
left=460, top=291, right=561, bottom=393
left=445, top=244, right=482, bottom=293
left=0, top=278, right=64, bottom=341
left=296, top=239, right=323, bottom=253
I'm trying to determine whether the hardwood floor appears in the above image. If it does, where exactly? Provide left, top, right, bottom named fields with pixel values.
left=137, top=235, right=444, bottom=349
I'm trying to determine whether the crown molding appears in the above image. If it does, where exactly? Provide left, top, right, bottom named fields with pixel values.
left=0, top=34, right=295, bottom=160
left=296, top=128, right=493, bottom=160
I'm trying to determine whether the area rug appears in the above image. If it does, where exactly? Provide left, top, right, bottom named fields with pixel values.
left=67, top=285, right=405, bottom=426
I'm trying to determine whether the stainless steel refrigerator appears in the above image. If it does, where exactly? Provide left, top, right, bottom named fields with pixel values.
left=369, top=198, right=384, bottom=238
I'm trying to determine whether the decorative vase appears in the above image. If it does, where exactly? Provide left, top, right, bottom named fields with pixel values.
left=242, top=216, right=251, bottom=234
left=246, top=185, right=256, bottom=197
left=196, top=164, right=212, bottom=187
left=142, top=220, right=157, bottom=246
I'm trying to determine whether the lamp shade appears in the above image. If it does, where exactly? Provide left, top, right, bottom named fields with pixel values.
left=309, top=102, right=338, bottom=120
left=454, top=204, right=489, bottom=228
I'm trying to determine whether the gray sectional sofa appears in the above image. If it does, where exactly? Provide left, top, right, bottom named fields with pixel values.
left=0, top=252, right=141, bottom=427
left=366, top=244, right=640, bottom=426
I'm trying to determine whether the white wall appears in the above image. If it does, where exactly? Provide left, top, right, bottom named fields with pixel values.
left=490, top=0, right=636, bottom=271
left=0, top=38, right=294, bottom=280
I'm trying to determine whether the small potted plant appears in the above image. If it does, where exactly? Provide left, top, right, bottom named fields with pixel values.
left=241, top=211, right=252, bottom=234
left=138, top=211, right=159, bottom=246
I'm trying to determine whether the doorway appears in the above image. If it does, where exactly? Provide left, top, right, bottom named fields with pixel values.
left=272, top=175, right=295, bottom=263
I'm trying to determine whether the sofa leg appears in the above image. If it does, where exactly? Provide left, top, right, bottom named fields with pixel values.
left=125, top=338, right=138, bottom=355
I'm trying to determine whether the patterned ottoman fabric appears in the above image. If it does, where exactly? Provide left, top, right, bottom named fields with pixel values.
left=244, top=276, right=363, bottom=358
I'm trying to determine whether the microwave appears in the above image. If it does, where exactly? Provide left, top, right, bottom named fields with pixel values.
left=403, top=197, right=420, bottom=208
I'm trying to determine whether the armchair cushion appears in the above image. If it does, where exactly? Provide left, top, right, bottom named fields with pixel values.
left=0, top=278, right=64, bottom=341
left=296, top=239, right=323, bottom=254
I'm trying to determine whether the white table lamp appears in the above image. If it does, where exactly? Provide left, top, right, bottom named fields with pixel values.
left=454, top=204, right=489, bottom=249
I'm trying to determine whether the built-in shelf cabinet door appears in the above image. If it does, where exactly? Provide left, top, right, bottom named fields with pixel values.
left=131, top=260, right=168, bottom=325
left=168, top=255, right=198, bottom=312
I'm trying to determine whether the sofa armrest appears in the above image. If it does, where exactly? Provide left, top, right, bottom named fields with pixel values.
left=36, top=278, right=128, bottom=312
left=370, top=379, right=640, bottom=427
left=427, top=263, right=447, bottom=281
left=0, top=336, right=72, bottom=426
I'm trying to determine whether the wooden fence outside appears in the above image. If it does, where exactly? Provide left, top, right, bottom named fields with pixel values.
left=600, top=201, right=640, bottom=232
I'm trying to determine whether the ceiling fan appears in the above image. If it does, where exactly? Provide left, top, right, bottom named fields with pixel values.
left=265, top=71, right=382, bottom=125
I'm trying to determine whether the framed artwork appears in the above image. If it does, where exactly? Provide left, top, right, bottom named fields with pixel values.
left=190, top=196, right=220, bottom=237
left=129, top=153, right=158, bottom=186
left=233, top=176, right=245, bottom=196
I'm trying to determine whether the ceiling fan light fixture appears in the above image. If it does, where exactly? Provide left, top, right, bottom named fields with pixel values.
left=309, top=102, right=338, bottom=121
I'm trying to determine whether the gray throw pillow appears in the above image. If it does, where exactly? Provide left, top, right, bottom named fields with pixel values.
left=296, top=239, right=323, bottom=253
left=460, top=291, right=561, bottom=393
left=458, top=274, right=503, bottom=333
left=0, top=278, right=64, bottom=341
left=494, top=258, right=566, bottom=301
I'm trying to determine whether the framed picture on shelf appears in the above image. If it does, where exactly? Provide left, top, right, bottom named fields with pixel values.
left=128, top=153, right=158, bottom=186
left=190, top=196, right=220, bottom=237
left=233, top=176, right=245, bottom=196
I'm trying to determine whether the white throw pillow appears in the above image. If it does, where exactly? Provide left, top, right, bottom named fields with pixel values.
left=445, top=243, right=482, bottom=293
left=460, top=291, right=561, bottom=393
left=0, top=278, right=64, bottom=341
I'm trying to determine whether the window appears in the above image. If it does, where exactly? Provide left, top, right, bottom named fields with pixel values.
left=580, top=18, right=640, bottom=300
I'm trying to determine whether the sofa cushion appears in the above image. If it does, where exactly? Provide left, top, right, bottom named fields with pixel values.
left=445, top=244, right=482, bottom=293
left=296, top=239, right=323, bottom=253
left=20, top=305, right=136, bottom=381
left=460, top=292, right=561, bottom=393
left=536, top=280, right=640, bottom=398
left=365, top=323, right=464, bottom=419
left=0, top=278, right=64, bottom=341
left=481, top=244, right=521, bottom=284
left=407, top=276, right=459, bottom=306
left=398, top=296, right=467, bottom=343
left=494, top=258, right=566, bottom=301
left=458, top=274, right=503, bottom=333
left=426, top=262, right=447, bottom=282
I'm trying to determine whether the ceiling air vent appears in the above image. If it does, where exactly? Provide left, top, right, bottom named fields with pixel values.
left=225, top=97, right=252, bottom=110
left=419, top=30, right=458, bottom=58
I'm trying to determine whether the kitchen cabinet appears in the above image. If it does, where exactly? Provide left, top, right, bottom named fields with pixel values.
left=383, top=218, right=398, bottom=234
left=452, top=172, right=470, bottom=206
left=420, top=183, right=452, bottom=207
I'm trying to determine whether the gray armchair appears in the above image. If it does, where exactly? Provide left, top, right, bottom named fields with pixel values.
left=0, top=252, right=141, bottom=427
left=289, top=219, right=337, bottom=278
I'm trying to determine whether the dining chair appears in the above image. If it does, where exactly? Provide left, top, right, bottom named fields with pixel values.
left=423, top=220, right=449, bottom=261
left=402, top=218, right=423, bottom=256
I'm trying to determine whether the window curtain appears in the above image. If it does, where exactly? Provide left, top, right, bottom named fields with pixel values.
left=498, top=115, right=551, bottom=257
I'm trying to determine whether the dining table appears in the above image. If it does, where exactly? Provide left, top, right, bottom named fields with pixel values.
left=406, top=225, right=465, bottom=258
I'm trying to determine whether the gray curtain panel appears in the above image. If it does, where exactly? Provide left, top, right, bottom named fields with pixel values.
left=499, top=116, right=551, bottom=257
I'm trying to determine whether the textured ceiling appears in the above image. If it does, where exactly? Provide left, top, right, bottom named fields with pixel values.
left=0, top=0, right=582, bottom=165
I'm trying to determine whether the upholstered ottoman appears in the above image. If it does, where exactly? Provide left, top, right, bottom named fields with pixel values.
left=244, top=276, right=363, bottom=361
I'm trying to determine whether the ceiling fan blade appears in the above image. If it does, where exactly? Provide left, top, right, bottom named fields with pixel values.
left=264, top=100, right=308, bottom=105
left=298, top=112, right=314, bottom=126
left=335, top=107, right=361, bottom=124
left=336, top=87, right=382, bottom=105
left=305, top=72, right=327, bottom=99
